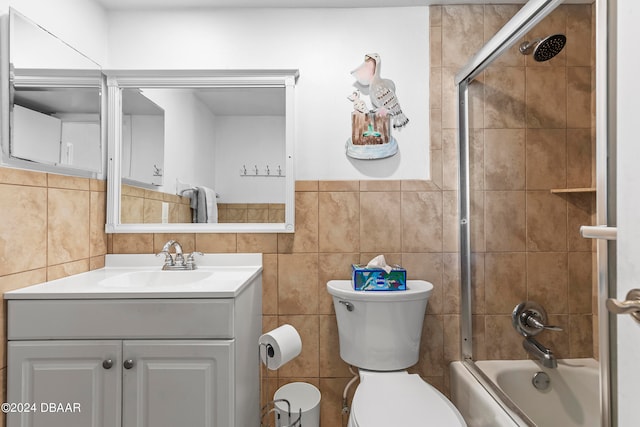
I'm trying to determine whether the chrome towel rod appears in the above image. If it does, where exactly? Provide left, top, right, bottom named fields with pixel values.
left=178, top=187, right=220, bottom=198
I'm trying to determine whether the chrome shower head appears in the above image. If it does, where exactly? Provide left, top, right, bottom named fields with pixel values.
left=519, top=34, right=566, bottom=62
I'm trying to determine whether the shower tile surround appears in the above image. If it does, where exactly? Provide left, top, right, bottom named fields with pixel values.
left=433, top=3, right=596, bottom=363
left=0, top=4, right=596, bottom=427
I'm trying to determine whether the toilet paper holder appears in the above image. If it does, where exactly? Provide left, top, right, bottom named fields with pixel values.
left=263, top=343, right=276, bottom=358
left=259, top=342, right=302, bottom=427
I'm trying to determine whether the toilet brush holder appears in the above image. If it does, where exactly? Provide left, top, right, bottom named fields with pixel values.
left=260, top=398, right=302, bottom=427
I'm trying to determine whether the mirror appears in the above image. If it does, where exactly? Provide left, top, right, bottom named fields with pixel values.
left=0, top=8, right=105, bottom=178
left=121, top=88, right=165, bottom=187
left=105, top=69, right=298, bottom=233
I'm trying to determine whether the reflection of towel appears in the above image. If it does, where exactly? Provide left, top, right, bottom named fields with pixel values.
left=179, top=189, right=199, bottom=223
left=196, top=186, right=218, bottom=223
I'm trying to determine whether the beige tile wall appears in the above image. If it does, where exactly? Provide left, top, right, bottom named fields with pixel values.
left=121, top=184, right=192, bottom=223
left=0, top=167, right=108, bottom=425
left=432, top=3, right=596, bottom=362
left=218, top=203, right=285, bottom=223
left=120, top=184, right=286, bottom=224
left=109, top=175, right=459, bottom=427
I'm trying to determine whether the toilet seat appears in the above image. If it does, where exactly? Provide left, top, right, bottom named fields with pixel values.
left=350, top=371, right=466, bottom=427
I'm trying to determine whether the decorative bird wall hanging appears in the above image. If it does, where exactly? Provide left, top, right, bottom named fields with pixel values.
left=346, top=53, right=407, bottom=160
left=352, top=53, right=409, bottom=129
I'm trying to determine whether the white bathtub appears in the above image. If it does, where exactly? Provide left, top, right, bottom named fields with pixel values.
left=450, top=358, right=600, bottom=427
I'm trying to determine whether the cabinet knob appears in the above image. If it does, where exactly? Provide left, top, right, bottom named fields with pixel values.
left=102, top=359, right=113, bottom=369
left=123, top=359, right=135, bottom=369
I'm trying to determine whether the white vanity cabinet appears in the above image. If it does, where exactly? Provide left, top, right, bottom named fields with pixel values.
left=5, top=255, right=262, bottom=427
left=121, top=340, right=232, bottom=427
left=7, top=340, right=233, bottom=427
left=7, top=341, right=122, bottom=427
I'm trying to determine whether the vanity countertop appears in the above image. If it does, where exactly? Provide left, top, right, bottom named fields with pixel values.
left=4, top=254, right=262, bottom=300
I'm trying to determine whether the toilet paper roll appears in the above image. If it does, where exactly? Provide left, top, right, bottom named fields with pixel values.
left=259, top=324, right=302, bottom=370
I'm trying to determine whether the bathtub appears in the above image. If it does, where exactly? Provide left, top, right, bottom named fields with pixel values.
left=450, top=358, right=600, bottom=427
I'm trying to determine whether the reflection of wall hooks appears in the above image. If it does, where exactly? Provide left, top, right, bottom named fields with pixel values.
left=240, top=164, right=285, bottom=177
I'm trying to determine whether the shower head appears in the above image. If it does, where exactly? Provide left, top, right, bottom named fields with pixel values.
left=519, top=34, right=566, bottom=62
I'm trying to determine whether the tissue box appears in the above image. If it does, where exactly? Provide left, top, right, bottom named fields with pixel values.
left=351, top=264, right=407, bottom=291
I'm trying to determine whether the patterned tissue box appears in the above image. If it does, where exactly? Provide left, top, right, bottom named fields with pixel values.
left=351, top=264, right=407, bottom=291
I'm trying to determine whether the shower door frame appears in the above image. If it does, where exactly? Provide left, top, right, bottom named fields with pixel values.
left=455, top=0, right=612, bottom=426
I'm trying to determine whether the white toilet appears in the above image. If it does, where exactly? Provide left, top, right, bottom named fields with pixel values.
left=327, top=280, right=466, bottom=427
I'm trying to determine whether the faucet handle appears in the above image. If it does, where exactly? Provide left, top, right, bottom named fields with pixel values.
left=524, top=314, right=563, bottom=332
left=186, top=252, right=204, bottom=269
left=512, top=301, right=562, bottom=337
left=156, top=250, right=174, bottom=268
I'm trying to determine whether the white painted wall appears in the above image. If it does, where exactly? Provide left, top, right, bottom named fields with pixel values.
left=127, top=115, right=164, bottom=185
left=2, top=4, right=430, bottom=182
left=141, top=89, right=216, bottom=194
left=5, top=0, right=108, bottom=66
left=215, top=116, right=286, bottom=203
left=106, top=7, right=430, bottom=181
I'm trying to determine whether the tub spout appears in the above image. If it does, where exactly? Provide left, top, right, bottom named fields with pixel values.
left=522, top=337, right=557, bottom=369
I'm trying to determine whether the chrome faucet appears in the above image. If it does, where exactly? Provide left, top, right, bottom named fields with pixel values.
left=156, top=240, right=202, bottom=270
left=512, top=301, right=563, bottom=369
left=523, top=337, right=557, bottom=368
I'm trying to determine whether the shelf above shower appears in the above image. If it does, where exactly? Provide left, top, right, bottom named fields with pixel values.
left=550, top=187, right=596, bottom=194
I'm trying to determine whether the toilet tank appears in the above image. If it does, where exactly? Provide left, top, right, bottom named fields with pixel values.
left=327, top=280, right=433, bottom=371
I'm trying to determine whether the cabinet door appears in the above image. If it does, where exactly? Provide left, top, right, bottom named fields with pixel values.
left=122, top=340, right=234, bottom=427
left=7, top=341, right=121, bottom=427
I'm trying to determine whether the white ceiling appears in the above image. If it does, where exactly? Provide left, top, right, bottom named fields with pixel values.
left=95, top=0, right=523, bottom=10
left=95, top=0, right=591, bottom=11
left=121, top=88, right=285, bottom=117
left=195, top=87, right=285, bottom=116
left=94, top=0, right=436, bottom=10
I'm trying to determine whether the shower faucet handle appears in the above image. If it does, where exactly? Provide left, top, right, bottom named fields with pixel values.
left=523, top=312, right=563, bottom=332
left=512, top=301, right=561, bottom=337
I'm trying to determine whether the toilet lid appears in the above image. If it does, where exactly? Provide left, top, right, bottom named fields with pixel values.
left=351, top=372, right=466, bottom=427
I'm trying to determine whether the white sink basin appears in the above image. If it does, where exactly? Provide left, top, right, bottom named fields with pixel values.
left=98, top=270, right=215, bottom=288
left=4, top=253, right=263, bottom=299
left=97, top=269, right=254, bottom=289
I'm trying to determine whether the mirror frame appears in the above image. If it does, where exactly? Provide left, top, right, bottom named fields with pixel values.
left=0, top=9, right=106, bottom=179
left=105, top=69, right=298, bottom=233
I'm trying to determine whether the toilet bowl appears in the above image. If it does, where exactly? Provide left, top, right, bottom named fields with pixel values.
left=348, top=371, right=466, bottom=427
left=327, top=280, right=466, bottom=427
